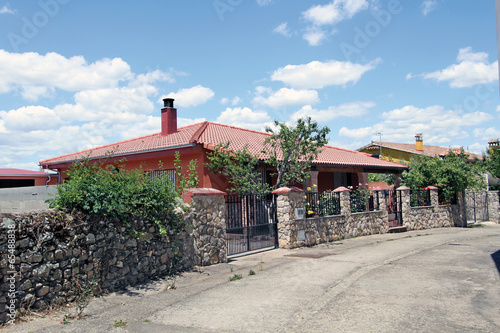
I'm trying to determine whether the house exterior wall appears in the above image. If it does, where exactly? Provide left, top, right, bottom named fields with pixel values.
left=359, top=146, right=416, bottom=163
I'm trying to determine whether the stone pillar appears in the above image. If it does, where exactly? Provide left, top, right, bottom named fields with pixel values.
left=182, top=188, right=227, bottom=266
left=397, top=186, right=411, bottom=227
left=273, top=187, right=305, bottom=249
left=427, top=186, right=439, bottom=207
left=334, top=186, right=351, bottom=217
left=487, top=191, right=499, bottom=223
left=456, top=191, right=468, bottom=227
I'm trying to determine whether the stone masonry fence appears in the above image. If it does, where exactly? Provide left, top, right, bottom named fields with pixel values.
left=2, top=186, right=498, bottom=324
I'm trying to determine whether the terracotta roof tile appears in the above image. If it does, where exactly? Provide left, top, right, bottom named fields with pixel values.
left=40, top=122, right=407, bottom=171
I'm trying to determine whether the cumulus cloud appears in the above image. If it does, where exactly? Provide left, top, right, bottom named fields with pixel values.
left=0, top=106, right=62, bottom=132
left=291, top=101, right=376, bottom=122
left=164, top=85, right=215, bottom=108
left=273, top=22, right=292, bottom=38
left=0, top=50, right=134, bottom=101
left=414, top=47, right=498, bottom=88
left=302, top=0, right=368, bottom=26
left=301, top=0, right=368, bottom=45
left=421, top=0, right=438, bottom=16
left=271, top=58, right=380, bottom=89
left=472, top=127, right=500, bottom=142
left=302, top=27, right=327, bottom=46
left=338, top=105, right=494, bottom=147
left=216, top=107, right=272, bottom=131
left=252, top=87, right=319, bottom=109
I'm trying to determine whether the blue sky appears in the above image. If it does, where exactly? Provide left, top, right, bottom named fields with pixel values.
left=0, top=0, right=498, bottom=170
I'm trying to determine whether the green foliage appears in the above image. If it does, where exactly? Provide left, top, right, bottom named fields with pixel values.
left=229, top=273, right=243, bottom=281
left=174, top=151, right=199, bottom=193
left=206, top=142, right=271, bottom=195
left=401, top=149, right=485, bottom=203
left=264, top=117, right=330, bottom=189
left=368, top=173, right=396, bottom=185
left=47, top=157, right=184, bottom=235
left=349, top=188, right=371, bottom=213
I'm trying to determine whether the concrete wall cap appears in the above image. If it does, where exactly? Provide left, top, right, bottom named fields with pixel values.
left=397, top=186, right=411, bottom=191
left=272, top=186, right=304, bottom=194
left=184, top=188, right=227, bottom=196
left=426, top=186, right=438, bottom=190
left=333, top=186, right=350, bottom=193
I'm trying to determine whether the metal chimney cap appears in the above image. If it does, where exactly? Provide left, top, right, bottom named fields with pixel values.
left=163, top=98, right=175, bottom=108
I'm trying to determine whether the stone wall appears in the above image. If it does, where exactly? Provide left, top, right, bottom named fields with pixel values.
left=275, top=187, right=388, bottom=249
left=0, top=189, right=226, bottom=325
left=399, top=187, right=462, bottom=230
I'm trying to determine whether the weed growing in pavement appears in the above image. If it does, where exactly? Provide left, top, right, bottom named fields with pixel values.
left=229, top=274, right=243, bottom=282
left=113, top=319, right=127, bottom=327
left=249, top=270, right=256, bottom=276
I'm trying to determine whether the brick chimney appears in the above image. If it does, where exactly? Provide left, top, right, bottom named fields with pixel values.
left=415, top=133, right=423, bottom=151
left=161, top=98, right=177, bottom=135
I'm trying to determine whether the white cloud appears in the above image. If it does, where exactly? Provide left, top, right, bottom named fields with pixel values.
left=271, top=58, right=380, bottom=89
left=273, top=22, right=292, bottom=38
left=252, top=87, right=319, bottom=109
left=303, top=26, right=327, bottom=46
left=338, top=105, right=494, bottom=146
left=0, top=106, right=62, bottom=132
left=0, top=50, right=134, bottom=101
left=472, top=127, right=500, bottom=142
left=302, top=0, right=368, bottom=26
left=164, top=85, right=215, bottom=108
left=421, top=0, right=438, bottom=16
left=0, top=5, right=14, bottom=14
left=216, top=107, right=272, bottom=130
left=291, top=101, right=376, bottom=122
left=416, top=47, right=498, bottom=88
left=231, top=96, right=241, bottom=105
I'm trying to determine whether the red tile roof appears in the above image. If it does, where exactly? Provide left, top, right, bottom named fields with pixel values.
left=40, top=122, right=407, bottom=171
left=358, top=141, right=482, bottom=161
left=0, top=168, right=56, bottom=177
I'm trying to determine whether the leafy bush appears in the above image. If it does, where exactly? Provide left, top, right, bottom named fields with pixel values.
left=47, top=157, right=187, bottom=235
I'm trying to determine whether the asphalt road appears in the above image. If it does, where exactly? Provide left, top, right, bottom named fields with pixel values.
left=5, top=222, right=500, bottom=333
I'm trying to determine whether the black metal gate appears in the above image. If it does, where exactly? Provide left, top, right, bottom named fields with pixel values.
left=387, top=189, right=402, bottom=227
left=225, top=194, right=278, bottom=256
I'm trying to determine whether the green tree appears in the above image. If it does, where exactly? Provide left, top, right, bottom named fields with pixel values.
left=206, top=142, right=271, bottom=195
left=401, top=149, right=485, bottom=202
left=173, top=151, right=199, bottom=193
left=263, top=117, right=330, bottom=189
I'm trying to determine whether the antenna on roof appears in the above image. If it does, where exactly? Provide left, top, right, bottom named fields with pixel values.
left=374, top=132, right=382, bottom=159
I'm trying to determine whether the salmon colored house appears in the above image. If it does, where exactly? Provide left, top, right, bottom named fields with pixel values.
left=39, top=99, right=408, bottom=192
left=0, top=169, right=58, bottom=188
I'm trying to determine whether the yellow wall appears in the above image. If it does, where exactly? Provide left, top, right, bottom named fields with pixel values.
left=360, top=146, right=414, bottom=164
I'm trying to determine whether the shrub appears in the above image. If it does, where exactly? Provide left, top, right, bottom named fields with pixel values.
left=47, top=157, right=187, bottom=235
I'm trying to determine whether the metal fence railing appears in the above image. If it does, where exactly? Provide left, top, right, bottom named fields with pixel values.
left=350, top=189, right=378, bottom=213
left=305, top=191, right=341, bottom=218
left=410, top=189, right=431, bottom=207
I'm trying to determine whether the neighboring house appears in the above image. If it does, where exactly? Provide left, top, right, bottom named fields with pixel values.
left=0, top=168, right=58, bottom=188
left=357, top=133, right=483, bottom=163
left=40, top=99, right=408, bottom=193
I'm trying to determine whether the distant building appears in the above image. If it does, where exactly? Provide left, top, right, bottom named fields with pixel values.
left=0, top=169, right=58, bottom=188
left=357, top=133, right=483, bottom=164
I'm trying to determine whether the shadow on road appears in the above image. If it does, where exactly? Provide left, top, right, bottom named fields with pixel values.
left=491, top=250, right=500, bottom=276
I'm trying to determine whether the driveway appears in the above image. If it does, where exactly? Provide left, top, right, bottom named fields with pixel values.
left=5, top=222, right=500, bottom=332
